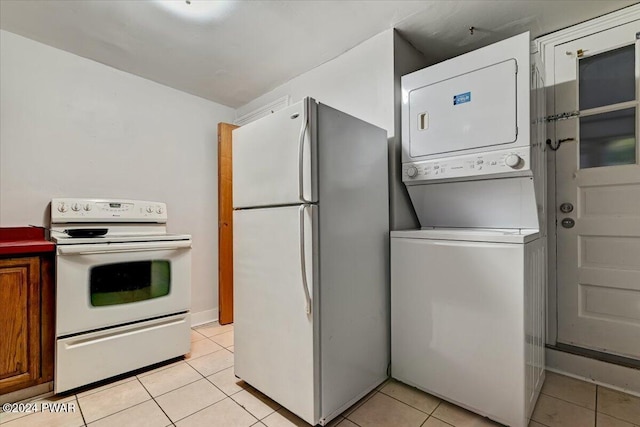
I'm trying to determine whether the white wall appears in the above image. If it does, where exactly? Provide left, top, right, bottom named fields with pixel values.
left=236, top=29, right=428, bottom=230
left=236, top=30, right=396, bottom=136
left=0, top=30, right=235, bottom=323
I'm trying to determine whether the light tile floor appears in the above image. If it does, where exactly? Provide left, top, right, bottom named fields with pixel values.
left=1, top=322, right=639, bottom=427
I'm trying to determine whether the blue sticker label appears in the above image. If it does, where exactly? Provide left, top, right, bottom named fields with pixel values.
left=453, top=92, right=471, bottom=105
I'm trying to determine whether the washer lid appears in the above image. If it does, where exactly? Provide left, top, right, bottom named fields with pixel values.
left=390, top=228, right=540, bottom=244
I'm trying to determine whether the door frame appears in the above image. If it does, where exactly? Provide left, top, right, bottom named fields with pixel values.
left=534, top=5, right=640, bottom=346
left=218, top=122, right=239, bottom=325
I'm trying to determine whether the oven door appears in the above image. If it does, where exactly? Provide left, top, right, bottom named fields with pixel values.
left=56, top=240, right=191, bottom=336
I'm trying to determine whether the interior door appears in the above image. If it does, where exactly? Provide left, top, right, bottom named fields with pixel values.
left=555, top=22, right=640, bottom=359
left=232, top=99, right=316, bottom=209
left=218, top=122, right=239, bottom=325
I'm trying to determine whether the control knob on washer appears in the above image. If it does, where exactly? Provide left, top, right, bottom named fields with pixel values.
left=57, top=203, right=67, bottom=213
left=71, top=203, right=81, bottom=211
left=146, top=206, right=153, bottom=213
left=407, top=166, right=418, bottom=178
left=505, top=154, right=522, bottom=168
left=156, top=206, right=164, bottom=214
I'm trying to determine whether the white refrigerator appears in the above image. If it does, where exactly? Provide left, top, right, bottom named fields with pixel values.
left=232, top=97, right=389, bottom=426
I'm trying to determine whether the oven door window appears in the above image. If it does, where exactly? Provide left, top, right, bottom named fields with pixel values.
left=90, top=260, right=170, bottom=306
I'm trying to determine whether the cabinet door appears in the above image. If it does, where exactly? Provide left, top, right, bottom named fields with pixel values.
left=0, top=257, right=41, bottom=394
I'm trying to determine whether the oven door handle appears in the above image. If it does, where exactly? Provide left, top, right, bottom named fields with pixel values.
left=57, top=240, right=192, bottom=255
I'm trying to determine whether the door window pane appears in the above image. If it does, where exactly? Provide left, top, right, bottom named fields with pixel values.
left=579, top=45, right=635, bottom=110
left=90, top=260, right=171, bottom=306
left=580, top=108, right=636, bottom=169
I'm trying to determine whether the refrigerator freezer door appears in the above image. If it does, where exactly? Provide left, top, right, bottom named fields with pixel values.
left=234, top=205, right=317, bottom=424
left=233, top=99, right=316, bottom=209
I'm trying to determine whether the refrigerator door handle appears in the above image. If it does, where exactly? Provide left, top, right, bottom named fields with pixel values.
left=298, top=101, right=312, bottom=203
left=299, top=204, right=312, bottom=315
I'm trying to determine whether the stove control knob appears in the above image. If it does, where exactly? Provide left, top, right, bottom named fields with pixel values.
left=156, top=206, right=164, bottom=214
left=84, top=204, right=92, bottom=211
left=407, top=166, right=418, bottom=178
left=57, top=203, right=67, bottom=213
left=505, top=154, right=522, bottom=168
left=146, top=206, right=153, bottom=213
left=71, top=203, right=81, bottom=211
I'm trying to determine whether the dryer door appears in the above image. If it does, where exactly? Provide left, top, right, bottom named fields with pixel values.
left=408, top=59, right=518, bottom=158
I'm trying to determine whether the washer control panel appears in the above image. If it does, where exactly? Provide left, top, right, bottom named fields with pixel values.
left=51, top=199, right=167, bottom=223
left=402, top=147, right=530, bottom=183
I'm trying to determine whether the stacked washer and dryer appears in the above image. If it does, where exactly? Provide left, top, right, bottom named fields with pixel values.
left=391, top=33, right=546, bottom=426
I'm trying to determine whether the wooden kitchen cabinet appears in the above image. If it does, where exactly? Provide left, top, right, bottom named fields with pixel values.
left=0, top=255, right=54, bottom=395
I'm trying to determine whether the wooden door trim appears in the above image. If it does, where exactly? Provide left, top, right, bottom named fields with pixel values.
left=218, top=122, right=239, bottom=325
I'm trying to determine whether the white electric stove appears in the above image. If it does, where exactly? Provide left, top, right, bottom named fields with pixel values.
left=50, top=198, right=192, bottom=393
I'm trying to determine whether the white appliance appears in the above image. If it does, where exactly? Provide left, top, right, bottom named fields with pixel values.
left=401, top=31, right=546, bottom=230
left=391, top=229, right=545, bottom=427
left=50, top=198, right=192, bottom=393
left=392, top=32, right=546, bottom=427
left=232, top=97, right=389, bottom=426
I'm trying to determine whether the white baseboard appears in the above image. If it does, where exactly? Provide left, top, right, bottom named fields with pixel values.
left=190, top=309, right=219, bottom=327
left=546, top=347, right=640, bottom=397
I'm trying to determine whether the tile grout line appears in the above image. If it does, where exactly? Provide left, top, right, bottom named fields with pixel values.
left=342, top=389, right=378, bottom=420
left=430, top=414, right=465, bottom=427
left=202, top=370, right=245, bottom=398
left=226, top=387, right=281, bottom=420
left=80, top=378, right=156, bottom=425
left=169, top=396, right=239, bottom=425
left=160, top=374, right=239, bottom=425
left=594, top=386, right=640, bottom=426
left=193, top=325, right=234, bottom=338
left=186, top=361, right=235, bottom=381
left=142, top=366, right=237, bottom=424
left=81, top=396, right=153, bottom=425
left=184, top=347, right=233, bottom=370
left=421, top=414, right=455, bottom=427
left=539, top=389, right=598, bottom=412
left=74, top=376, right=139, bottom=399
left=229, top=396, right=262, bottom=424
left=592, top=387, right=639, bottom=427
left=136, top=376, right=177, bottom=426
left=144, top=372, right=205, bottom=400
left=207, top=332, right=234, bottom=345
left=378, top=388, right=441, bottom=416
left=137, top=360, right=188, bottom=379
left=344, top=391, right=404, bottom=424
left=344, top=417, right=364, bottom=427
left=74, top=394, right=88, bottom=426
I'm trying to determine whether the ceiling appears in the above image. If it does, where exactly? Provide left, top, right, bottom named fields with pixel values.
left=1, top=0, right=636, bottom=108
